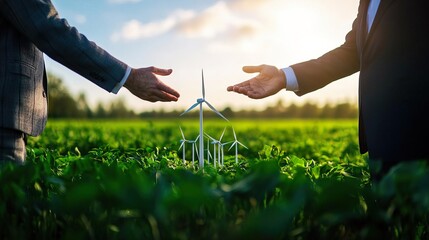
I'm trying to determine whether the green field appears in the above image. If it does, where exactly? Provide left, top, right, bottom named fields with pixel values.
left=1, top=119, right=429, bottom=239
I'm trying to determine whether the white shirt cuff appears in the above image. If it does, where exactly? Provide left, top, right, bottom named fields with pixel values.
left=111, top=66, right=132, bottom=94
left=281, top=67, right=299, bottom=92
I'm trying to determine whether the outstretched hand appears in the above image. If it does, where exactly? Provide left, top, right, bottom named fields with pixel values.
left=124, top=66, right=180, bottom=102
left=227, top=65, right=286, bottom=99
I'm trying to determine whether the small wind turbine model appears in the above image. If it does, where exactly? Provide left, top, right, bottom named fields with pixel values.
left=180, top=69, right=229, bottom=168
left=220, top=140, right=233, bottom=166
left=188, top=135, right=200, bottom=165
left=178, top=126, right=188, bottom=164
left=206, top=135, right=213, bottom=163
left=228, top=127, right=248, bottom=164
left=214, top=127, right=228, bottom=167
left=205, top=134, right=217, bottom=168
left=206, top=128, right=226, bottom=168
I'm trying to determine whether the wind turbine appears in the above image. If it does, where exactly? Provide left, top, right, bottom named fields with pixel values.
left=205, top=128, right=226, bottom=168
left=206, top=135, right=213, bottom=163
left=188, top=135, right=200, bottom=166
left=206, top=134, right=219, bottom=168
left=228, top=127, right=248, bottom=164
left=180, top=69, right=229, bottom=168
left=178, top=126, right=188, bottom=164
left=220, top=140, right=233, bottom=166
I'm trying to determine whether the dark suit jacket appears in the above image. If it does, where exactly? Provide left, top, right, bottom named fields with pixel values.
left=0, top=0, right=128, bottom=136
left=291, top=0, right=429, bottom=162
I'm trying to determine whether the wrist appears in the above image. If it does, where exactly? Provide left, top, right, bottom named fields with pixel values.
left=123, top=68, right=135, bottom=89
left=278, top=68, right=287, bottom=89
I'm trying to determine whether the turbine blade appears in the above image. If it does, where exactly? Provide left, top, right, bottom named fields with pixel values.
left=202, top=69, right=205, bottom=99
left=237, top=141, right=248, bottom=149
left=180, top=102, right=199, bottom=116
left=232, top=127, right=237, bottom=140
left=179, top=126, right=186, bottom=139
left=219, top=127, right=226, bottom=141
left=195, top=144, right=199, bottom=158
left=205, top=133, right=216, bottom=141
left=204, top=101, right=229, bottom=122
left=228, top=141, right=237, bottom=151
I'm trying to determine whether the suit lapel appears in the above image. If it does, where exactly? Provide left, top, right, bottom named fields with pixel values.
left=366, top=0, right=396, bottom=41
left=357, top=0, right=370, bottom=54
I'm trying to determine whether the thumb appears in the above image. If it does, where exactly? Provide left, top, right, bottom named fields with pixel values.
left=242, top=65, right=263, bottom=74
left=151, top=67, right=173, bottom=76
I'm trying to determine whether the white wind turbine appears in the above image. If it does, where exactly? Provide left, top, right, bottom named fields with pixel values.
left=220, top=141, right=232, bottom=166
left=206, top=135, right=213, bottom=163
left=228, top=127, right=248, bottom=164
left=178, top=126, right=188, bottom=164
left=188, top=135, right=200, bottom=166
left=180, top=69, right=229, bottom=168
left=205, top=128, right=226, bottom=168
left=205, top=134, right=218, bottom=168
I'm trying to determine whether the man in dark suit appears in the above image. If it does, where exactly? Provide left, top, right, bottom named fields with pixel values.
left=0, top=0, right=180, bottom=164
left=228, top=0, right=429, bottom=180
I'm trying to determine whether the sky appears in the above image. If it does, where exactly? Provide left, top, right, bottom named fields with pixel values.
left=46, top=0, right=360, bottom=112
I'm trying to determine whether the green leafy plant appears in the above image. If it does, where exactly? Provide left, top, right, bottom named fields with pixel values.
left=1, top=119, right=427, bottom=239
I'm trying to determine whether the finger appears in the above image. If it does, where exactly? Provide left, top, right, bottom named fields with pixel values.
left=158, top=82, right=180, bottom=98
left=153, top=90, right=179, bottom=102
left=145, top=92, right=176, bottom=103
left=158, top=94, right=179, bottom=102
left=227, top=86, right=249, bottom=96
left=227, top=85, right=245, bottom=94
left=151, top=67, right=173, bottom=76
left=227, top=84, right=244, bottom=91
left=227, top=85, right=243, bottom=92
left=242, top=65, right=263, bottom=74
left=236, top=88, right=261, bottom=99
left=237, top=85, right=253, bottom=95
left=227, top=80, right=251, bottom=91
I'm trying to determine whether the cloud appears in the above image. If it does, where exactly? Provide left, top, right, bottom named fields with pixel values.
left=108, top=0, right=141, bottom=4
left=173, top=1, right=270, bottom=53
left=111, top=1, right=263, bottom=46
left=176, top=1, right=261, bottom=40
left=226, top=0, right=270, bottom=11
left=111, top=10, right=194, bottom=42
left=175, top=2, right=230, bottom=39
left=74, top=14, right=87, bottom=25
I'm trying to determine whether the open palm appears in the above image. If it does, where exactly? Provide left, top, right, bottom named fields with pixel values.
left=227, top=65, right=286, bottom=99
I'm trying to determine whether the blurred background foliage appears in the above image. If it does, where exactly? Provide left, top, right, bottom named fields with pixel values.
left=47, top=72, right=358, bottom=119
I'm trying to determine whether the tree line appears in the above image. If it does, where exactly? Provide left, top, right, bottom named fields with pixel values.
left=48, top=73, right=358, bottom=119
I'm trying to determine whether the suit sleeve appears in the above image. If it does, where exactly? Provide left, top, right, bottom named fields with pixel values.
left=0, top=0, right=128, bottom=92
left=291, top=17, right=361, bottom=96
